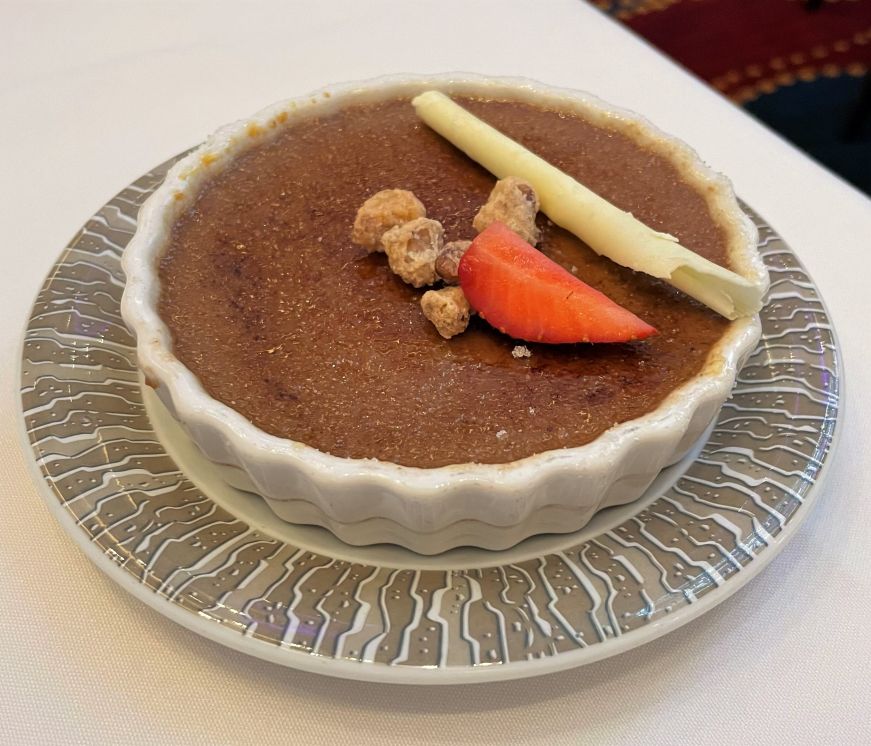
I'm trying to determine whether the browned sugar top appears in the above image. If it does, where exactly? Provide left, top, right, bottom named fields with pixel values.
left=159, top=96, right=730, bottom=467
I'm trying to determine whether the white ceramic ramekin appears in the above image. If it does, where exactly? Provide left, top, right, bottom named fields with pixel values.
left=121, top=73, right=769, bottom=554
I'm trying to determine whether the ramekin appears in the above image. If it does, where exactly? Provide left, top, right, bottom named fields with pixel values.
left=121, top=73, right=769, bottom=554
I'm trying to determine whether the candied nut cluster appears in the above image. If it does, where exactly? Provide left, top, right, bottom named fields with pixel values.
left=382, top=218, right=444, bottom=288
left=351, top=177, right=540, bottom=341
left=421, top=286, right=472, bottom=339
left=351, top=189, right=426, bottom=252
left=472, top=176, right=540, bottom=246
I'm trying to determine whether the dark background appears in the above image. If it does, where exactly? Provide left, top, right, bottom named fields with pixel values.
left=592, top=0, right=871, bottom=195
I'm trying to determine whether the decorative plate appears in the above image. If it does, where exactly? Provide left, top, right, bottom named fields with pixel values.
left=19, top=155, right=840, bottom=683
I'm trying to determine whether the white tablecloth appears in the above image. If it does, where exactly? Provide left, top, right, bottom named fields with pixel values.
left=2, top=1, right=870, bottom=743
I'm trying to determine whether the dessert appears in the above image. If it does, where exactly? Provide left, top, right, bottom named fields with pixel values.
left=121, top=75, right=768, bottom=552
left=158, top=92, right=743, bottom=466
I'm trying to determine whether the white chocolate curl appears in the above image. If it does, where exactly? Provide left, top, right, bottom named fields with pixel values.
left=412, top=90, right=764, bottom=320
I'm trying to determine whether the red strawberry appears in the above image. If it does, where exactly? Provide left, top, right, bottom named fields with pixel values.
left=458, top=222, right=656, bottom=344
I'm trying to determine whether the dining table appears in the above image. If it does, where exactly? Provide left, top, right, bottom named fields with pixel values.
left=2, top=0, right=870, bottom=743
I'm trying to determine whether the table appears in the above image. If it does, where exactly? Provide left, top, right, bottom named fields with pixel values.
left=2, top=1, right=870, bottom=743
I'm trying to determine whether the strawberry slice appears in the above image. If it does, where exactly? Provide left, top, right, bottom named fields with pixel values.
left=458, top=222, right=657, bottom=344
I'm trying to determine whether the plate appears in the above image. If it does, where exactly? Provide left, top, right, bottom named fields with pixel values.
left=19, top=155, right=841, bottom=684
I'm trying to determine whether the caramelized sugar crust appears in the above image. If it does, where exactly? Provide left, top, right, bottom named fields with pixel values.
left=159, top=97, right=730, bottom=467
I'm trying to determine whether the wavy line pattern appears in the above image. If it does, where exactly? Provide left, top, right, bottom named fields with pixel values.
left=19, top=157, right=839, bottom=672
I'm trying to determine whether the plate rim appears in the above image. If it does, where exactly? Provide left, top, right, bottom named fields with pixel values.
left=18, top=399, right=841, bottom=683
left=17, top=166, right=843, bottom=685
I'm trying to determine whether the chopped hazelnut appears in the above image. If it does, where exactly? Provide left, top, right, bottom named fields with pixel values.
left=434, top=240, right=472, bottom=285
left=352, top=189, right=426, bottom=252
left=472, top=177, right=541, bottom=246
left=421, top=286, right=472, bottom=339
left=382, top=217, right=444, bottom=287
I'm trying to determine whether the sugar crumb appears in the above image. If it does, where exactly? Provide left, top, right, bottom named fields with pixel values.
left=512, top=345, right=532, bottom=359
left=496, top=429, right=508, bottom=440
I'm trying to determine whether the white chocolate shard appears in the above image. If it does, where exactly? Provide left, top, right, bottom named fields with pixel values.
left=412, top=90, right=765, bottom=320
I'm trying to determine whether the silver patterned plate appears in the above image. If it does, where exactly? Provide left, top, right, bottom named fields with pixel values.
left=19, top=156, right=841, bottom=684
